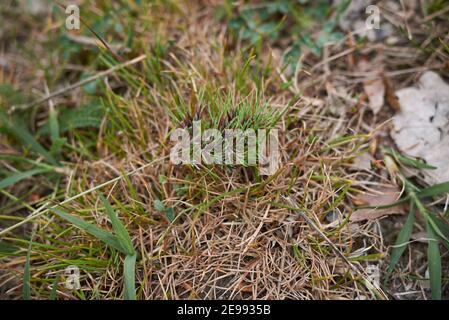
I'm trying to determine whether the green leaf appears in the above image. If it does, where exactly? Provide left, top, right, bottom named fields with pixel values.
left=386, top=202, right=415, bottom=279
left=417, top=181, right=449, bottom=199
left=165, top=207, right=175, bottom=222
left=99, top=195, right=135, bottom=256
left=426, top=221, right=442, bottom=300
left=23, top=240, right=32, bottom=300
left=154, top=199, right=166, bottom=212
left=386, top=148, right=437, bottom=170
left=427, top=213, right=449, bottom=249
left=123, top=254, right=137, bottom=300
left=38, top=102, right=104, bottom=135
left=0, top=110, right=58, bottom=166
left=50, top=207, right=126, bottom=254
left=0, top=241, right=18, bottom=254
left=0, top=168, right=52, bottom=189
left=48, top=106, right=60, bottom=145
left=49, top=275, right=59, bottom=300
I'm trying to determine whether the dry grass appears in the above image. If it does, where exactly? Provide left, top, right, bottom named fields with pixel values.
left=1, top=0, right=448, bottom=300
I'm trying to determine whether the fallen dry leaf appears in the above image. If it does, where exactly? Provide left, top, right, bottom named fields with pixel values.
left=358, top=59, right=386, bottom=114
left=351, top=152, right=372, bottom=171
left=364, top=78, right=385, bottom=114
left=351, top=186, right=406, bottom=222
left=383, top=74, right=401, bottom=111
left=391, top=71, right=449, bottom=185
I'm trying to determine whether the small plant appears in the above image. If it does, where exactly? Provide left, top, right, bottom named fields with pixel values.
left=364, top=148, right=449, bottom=299
left=222, top=0, right=350, bottom=66
left=49, top=195, right=137, bottom=300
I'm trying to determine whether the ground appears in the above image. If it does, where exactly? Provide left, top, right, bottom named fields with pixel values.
left=0, top=0, right=448, bottom=300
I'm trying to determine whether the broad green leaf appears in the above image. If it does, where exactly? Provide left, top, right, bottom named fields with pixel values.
left=50, top=207, right=125, bottom=254
left=386, top=202, right=415, bottom=279
left=426, top=221, right=442, bottom=300
left=0, top=168, right=52, bottom=189
left=99, top=195, right=135, bottom=256
left=123, top=254, right=137, bottom=300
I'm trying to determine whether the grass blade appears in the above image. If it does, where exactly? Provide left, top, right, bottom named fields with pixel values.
left=427, top=213, right=449, bottom=249
left=23, top=247, right=31, bottom=300
left=0, top=111, right=58, bottom=166
left=123, top=254, right=137, bottom=300
left=49, top=275, right=60, bottom=300
left=386, top=202, right=415, bottom=279
left=385, top=147, right=437, bottom=170
left=50, top=207, right=125, bottom=253
left=426, top=220, right=442, bottom=300
left=356, top=197, right=409, bottom=210
left=0, top=168, right=52, bottom=189
left=417, top=181, right=449, bottom=199
left=99, top=195, right=135, bottom=256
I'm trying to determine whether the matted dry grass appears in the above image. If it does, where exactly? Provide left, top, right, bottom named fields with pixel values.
left=1, top=0, right=448, bottom=300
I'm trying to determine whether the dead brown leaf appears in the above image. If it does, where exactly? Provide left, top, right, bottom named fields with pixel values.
left=351, top=186, right=406, bottom=222
left=364, top=78, right=385, bottom=114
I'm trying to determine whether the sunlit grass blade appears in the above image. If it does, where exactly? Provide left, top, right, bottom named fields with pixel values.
left=0, top=168, right=52, bottom=189
left=99, top=195, right=135, bottom=256
left=426, top=220, right=442, bottom=300
left=50, top=207, right=125, bottom=253
left=386, top=202, right=415, bottom=280
left=123, top=254, right=137, bottom=300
